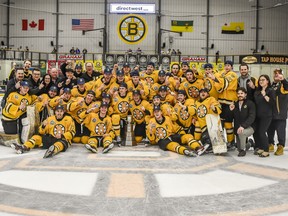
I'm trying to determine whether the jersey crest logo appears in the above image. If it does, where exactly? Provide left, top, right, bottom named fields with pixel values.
left=95, top=122, right=106, bottom=135
left=53, top=124, right=65, bottom=136
left=118, top=101, right=129, bottom=113
left=156, top=127, right=167, bottom=139
left=21, top=98, right=29, bottom=105
left=180, top=108, right=190, bottom=120
left=197, top=104, right=207, bottom=118
left=188, top=86, right=199, bottom=98
left=204, top=79, right=212, bottom=91
left=133, top=108, right=144, bottom=120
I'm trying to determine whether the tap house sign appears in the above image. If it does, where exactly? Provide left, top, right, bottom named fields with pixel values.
left=261, top=55, right=288, bottom=64
left=240, top=55, right=288, bottom=64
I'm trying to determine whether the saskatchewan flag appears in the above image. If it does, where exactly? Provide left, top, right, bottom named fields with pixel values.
left=171, top=20, right=193, bottom=32
left=221, top=22, right=244, bottom=34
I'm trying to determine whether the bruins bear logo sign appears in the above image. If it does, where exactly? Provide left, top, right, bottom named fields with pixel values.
left=118, top=14, right=147, bottom=44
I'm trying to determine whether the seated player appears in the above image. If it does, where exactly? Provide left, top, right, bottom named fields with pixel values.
left=11, top=105, right=75, bottom=158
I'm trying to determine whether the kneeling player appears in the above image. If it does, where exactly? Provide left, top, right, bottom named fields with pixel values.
left=83, top=102, right=115, bottom=154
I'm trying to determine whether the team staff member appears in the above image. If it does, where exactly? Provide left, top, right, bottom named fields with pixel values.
left=83, top=102, right=115, bottom=154
left=28, top=68, right=44, bottom=95
left=147, top=105, right=208, bottom=156
left=207, top=60, right=238, bottom=147
left=230, top=87, right=256, bottom=157
left=1, top=68, right=25, bottom=108
left=237, top=63, right=257, bottom=101
left=82, top=62, right=101, bottom=82
left=11, top=105, right=76, bottom=158
left=23, top=60, right=32, bottom=79
left=268, top=68, right=288, bottom=155
left=254, top=74, right=276, bottom=157
left=2, top=81, right=37, bottom=135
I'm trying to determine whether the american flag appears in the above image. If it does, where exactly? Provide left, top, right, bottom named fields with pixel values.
left=72, top=19, right=94, bottom=30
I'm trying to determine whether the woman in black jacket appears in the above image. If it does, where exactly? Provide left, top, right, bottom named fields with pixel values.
left=254, top=74, right=276, bottom=157
left=37, top=74, right=54, bottom=95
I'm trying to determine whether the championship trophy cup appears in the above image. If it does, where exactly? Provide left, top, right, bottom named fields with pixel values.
left=125, top=115, right=135, bottom=146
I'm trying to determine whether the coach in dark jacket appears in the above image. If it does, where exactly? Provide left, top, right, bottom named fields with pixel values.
left=230, top=87, right=256, bottom=156
left=267, top=69, right=288, bottom=155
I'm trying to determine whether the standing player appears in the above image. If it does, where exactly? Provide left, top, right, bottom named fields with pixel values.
left=206, top=60, right=238, bottom=148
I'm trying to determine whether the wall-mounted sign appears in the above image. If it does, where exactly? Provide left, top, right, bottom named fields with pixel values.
left=118, top=14, right=147, bottom=44
left=239, top=55, right=288, bottom=64
left=181, top=56, right=206, bottom=62
left=58, top=55, right=83, bottom=60
left=110, top=3, right=155, bottom=14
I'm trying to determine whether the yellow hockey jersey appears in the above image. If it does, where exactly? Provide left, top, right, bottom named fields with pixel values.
left=2, top=92, right=37, bottom=121
left=111, top=92, right=133, bottom=119
left=194, top=96, right=222, bottom=131
left=82, top=112, right=115, bottom=138
left=129, top=99, right=153, bottom=124
left=146, top=116, right=182, bottom=143
left=39, top=114, right=75, bottom=143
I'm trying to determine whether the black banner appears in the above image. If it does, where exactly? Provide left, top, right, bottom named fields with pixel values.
left=240, top=55, right=288, bottom=64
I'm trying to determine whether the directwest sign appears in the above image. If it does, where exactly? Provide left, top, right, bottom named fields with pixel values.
left=110, top=4, right=155, bottom=14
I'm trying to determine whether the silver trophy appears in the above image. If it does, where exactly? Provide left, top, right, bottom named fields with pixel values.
left=126, top=115, right=133, bottom=146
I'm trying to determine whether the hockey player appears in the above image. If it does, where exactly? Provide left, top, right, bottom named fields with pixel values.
left=139, top=62, right=159, bottom=87
left=152, top=95, right=178, bottom=123
left=111, top=82, right=133, bottom=146
left=67, top=90, right=96, bottom=144
left=93, top=68, right=116, bottom=99
left=158, top=85, right=177, bottom=106
left=129, top=90, right=153, bottom=144
left=49, top=87, right=73, bottom=111
left=127, top=70, right=149, bottom=100
left=11, top=105, right=76, bottom=158
left=150, top=70, right=176, bottom=101
left=203, top=63, right=219, bottom=100
left=83, top=102, right=115, bottom=154
left=194, top=88, right=222, bottom=150
left=2, top=81, right=37, bottom=138
left=147, top=105, right=208, bottom=156
left=206, top=60, right=238, bottom=147
left=108, top=70, right=126, bottom=96
left=179, top=69, right=204, bottom=101
left=71, top=78, right=88, bottom=98
left=173, top=90, right=196, bottom=135
left=35, top=85, right=58, bottom=121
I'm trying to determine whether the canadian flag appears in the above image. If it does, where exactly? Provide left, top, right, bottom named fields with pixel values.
left=22, top=19, right=45, bottom=31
